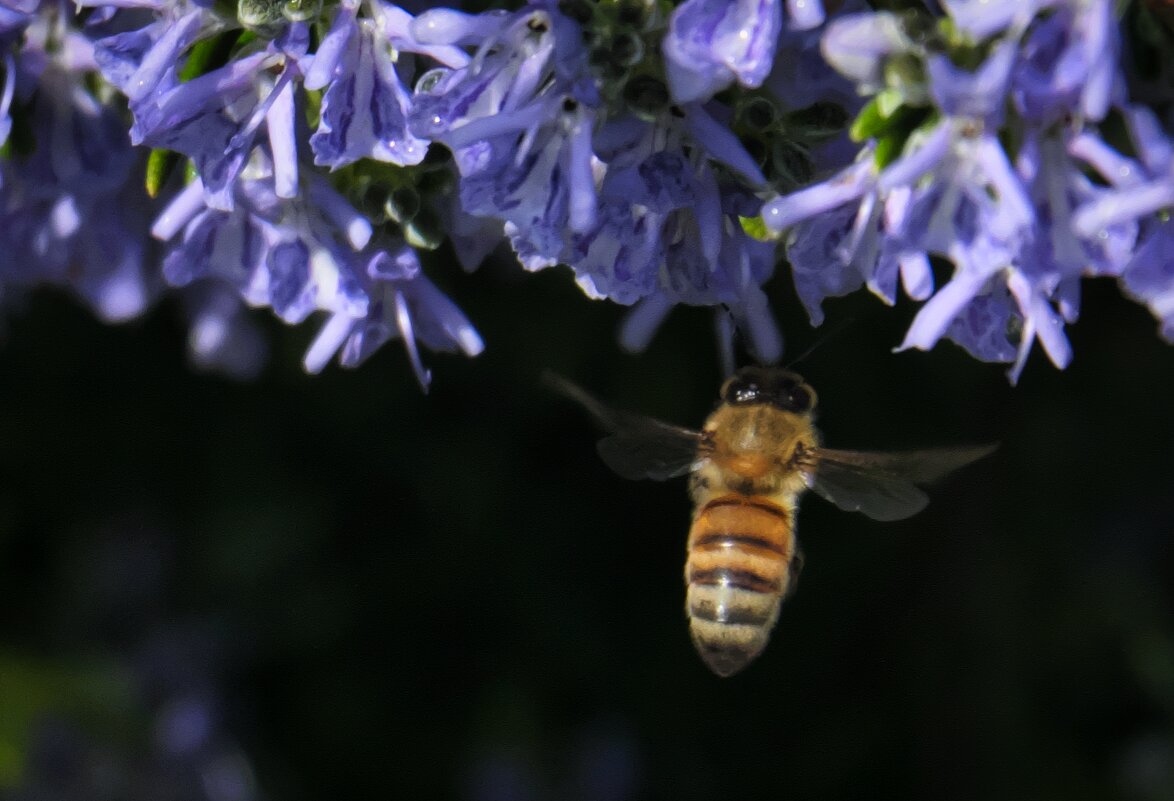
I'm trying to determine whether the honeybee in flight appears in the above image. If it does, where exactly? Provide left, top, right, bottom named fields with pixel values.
left=549, top=367, right=995, bottom=677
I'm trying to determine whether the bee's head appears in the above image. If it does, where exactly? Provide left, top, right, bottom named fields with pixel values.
left=720, top=367, right=816, bottom=414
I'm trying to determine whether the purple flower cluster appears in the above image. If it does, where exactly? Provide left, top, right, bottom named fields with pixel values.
left=1, top=0, right=1172, bottom=383
left=86, top=0, right=483, bottom=387
left=763, top=0, right=1173, bottom=380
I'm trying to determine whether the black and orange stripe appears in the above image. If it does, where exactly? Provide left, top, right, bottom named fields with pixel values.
left=684, top=494, right=799, bottom=676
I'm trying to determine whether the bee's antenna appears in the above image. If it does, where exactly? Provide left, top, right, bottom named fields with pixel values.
left=542, top=370, right=621, bottom=431
left=784, top=317, right=855, bottom=370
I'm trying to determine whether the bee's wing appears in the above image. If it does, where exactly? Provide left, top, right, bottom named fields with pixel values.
left=545, top=373, right=709, bottom=481
left=797, top=444, right=997, bottom=522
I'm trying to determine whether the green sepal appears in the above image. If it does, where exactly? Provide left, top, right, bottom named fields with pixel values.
left=180, top=30, right=246, bottom=82
left=873, top=132, right=903, bottom=169
left=850, top=97, right=887, bottom=142
left=739, top=215, right=775, bottom=242
left=145, top=149, right=179, bottom=198
left=849, top=89, right=907, bottom=142
left=876, top=88, right=904, bottom=119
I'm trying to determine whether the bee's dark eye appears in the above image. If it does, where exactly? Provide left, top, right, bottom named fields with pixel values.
left=786, top=386, right=812, bottom=412
left=724, top=380, right=761, bottom=404
left=722, top=370, right=814, bottom=411
left=770, top=379, right=812, bottom=413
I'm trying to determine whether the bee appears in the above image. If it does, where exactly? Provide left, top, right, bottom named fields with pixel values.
left=549, top=367, right=995, bottom=677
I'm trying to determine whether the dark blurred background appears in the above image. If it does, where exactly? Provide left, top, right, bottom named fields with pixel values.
left=1, top=257, right=1172, bottom=801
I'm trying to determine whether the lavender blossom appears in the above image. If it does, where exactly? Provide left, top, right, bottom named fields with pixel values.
left=94, top=12, right=310, bottom=210
left=78, top=0, right=484, bottom=385
left=0, top=0, right=1171, bottom=386
left=306, top=0, right=452, bottom=169
left=0, top=9, right=156, bottom=322
left=302, top=242, right=484, bottom=389
left=405, top=0, right=784, bottom=361
left=761, top=0, right=1152, bottom=381
left=152, top=144, right=480, bottom=389
left=182, top=281, right=270, bottom=379
left=1073, top=106, right=1174, bottom=341
left=408, top=1, right=599, bottom=259
left=662, top=0, right=783, bottom=104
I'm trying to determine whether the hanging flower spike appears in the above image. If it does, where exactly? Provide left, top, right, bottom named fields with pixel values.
left=582, top=114, right=780, bottom=363
left=763, top=0, right=1143, bottom=382
left=302, top=243, right=483, bottom=391
left=153, top=151, right=369, bottom=327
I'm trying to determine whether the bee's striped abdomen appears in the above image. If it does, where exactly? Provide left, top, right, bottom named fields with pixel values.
left=685, top=495, right=798, bottom=677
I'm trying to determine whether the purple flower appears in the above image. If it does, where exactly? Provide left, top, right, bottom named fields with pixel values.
left=398, top=0, right=781, bottom=362
left=766, top=0, right=864, bottom=110
left=1118, top=224, right=1174, bottom=342
left=87, top=4, right=206, bottom=103
left=764, top=151, right=882, bottom=321
left=819, top=11, right=912, bottom=94
left=940, top=0, right=1036, bottom=39
left=305, top=0, right=445, bottom=169
left=153, top=146, right=480, bottom=388
left=662, top=0, right=783, bottom=104
left=410, top=0, right=596, bottom=246
left=181, top=281, right=269, bottom=379
left=91, top=8, right=310, bottom=210
left=153, top=164, right=368, bottom=325
left=0, top=0, right=39, bottom=50
left=1011, top=0, right=1119, bottom=124
left=302, top=243, right=483, bottom=390
left=887, top=155, right=1061, bottom=383
left=890, top=116, right=1141, bottom=380
left=407, top=2, right=599, bottom=265
left=762, top=150, right=876, bottom=233
left=1073, top=106, right=1174, bottom=341
left=574, top=130, right=781, bottom=361
left=786, top=204, right=866, bottom=325
left=1, top=49, right=16, bottom=149
left=569, top=113, right=766, bottom=292
left=1, top=0, right=1162, bottom=386
left=0, top=11, right=156, bottom=322
left=761, top=0, right=1151, bottom=380
left=942, top=284, right=1020, bottom=364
